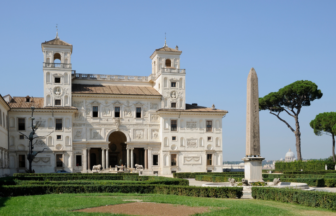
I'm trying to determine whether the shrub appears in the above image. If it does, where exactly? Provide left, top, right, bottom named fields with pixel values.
left=275, top=159, right=335, bottom=172
left=252, top=187, right=336, bottom=210
left=263, top=178, right=325, bottom=187
left=0, top=184, right=243, bottom=198
left=283, top=171, right=336, bottom=175
left=324, top=179, right=336, bottom=187
left=195, top=175, right=244, bottom=182
left=173, top=172, right=244, bottom=179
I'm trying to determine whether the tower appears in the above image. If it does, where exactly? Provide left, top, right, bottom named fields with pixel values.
left=41, top=31, right=73, bottom=107
left=150, top=39, right=186, bottom=110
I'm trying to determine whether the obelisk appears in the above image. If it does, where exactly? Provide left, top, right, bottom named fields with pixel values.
left=243, top=68, right=264, bottom=183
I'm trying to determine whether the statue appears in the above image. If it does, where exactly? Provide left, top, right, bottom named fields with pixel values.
left=273, top=178, right=281, bottom=186
left=242, top=178, right=249, bottom=186
left=228, top=178, right=236, bottom=186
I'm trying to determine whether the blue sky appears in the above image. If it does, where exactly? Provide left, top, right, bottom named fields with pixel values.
left=0, top=1, right=335, bottom=161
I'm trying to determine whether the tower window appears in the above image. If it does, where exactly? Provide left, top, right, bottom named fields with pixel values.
left=171, top=82, right=176, bottom=87
left=165, top=59, right=171, bottom=67
left=206, top=120, right=213, bottom=132
left=136, top=107, right=142, bottom=118
left=171, top=103, right=176, bottom=108
left=93, top=106, right=99, bottom=117
left=55, top=100, right=61, bottom=106
left=55, top=77, right=61, bottom=83
left=171, top=120, right=177, bottom=131
left=115, top=107, right=120, bottom=117
left=55, top=119, right=63, bottom=130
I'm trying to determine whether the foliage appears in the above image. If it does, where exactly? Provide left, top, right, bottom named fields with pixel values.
left=252, top=187, right=336, bottom=210
left=283, top=170, right=336, bottom=175
left=263, top=178, right=325, bottom=187
left=0, top=184, right=243, bottom=198
left=173, top=172, right=244, bottom=179
left=250, top=182, right=267, bottom=186
left=259, top=80, right=323, bottom=160
left=310, top=112, right=336, bottom=162
left=195, top=175, right=244, bottom=182
left=275, top=159, right=335, bottom=171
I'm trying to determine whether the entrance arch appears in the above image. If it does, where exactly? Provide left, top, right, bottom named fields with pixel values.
left=107, top=131, right=127, bottom=167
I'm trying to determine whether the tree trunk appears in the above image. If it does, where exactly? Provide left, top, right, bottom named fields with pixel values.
left=332, top=133, right=335, bottom=163
left=294, top=115, right=302, bottom=161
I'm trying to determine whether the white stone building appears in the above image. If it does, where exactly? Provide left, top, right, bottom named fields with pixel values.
left=2, top=34, right=228, bottom=175
left=0, top=95, right=10, bottom=176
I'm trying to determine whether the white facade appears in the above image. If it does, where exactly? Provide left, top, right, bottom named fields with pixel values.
left=3, top=35, right=228, bottom=175
left=0, top=95, right=10, bottom=176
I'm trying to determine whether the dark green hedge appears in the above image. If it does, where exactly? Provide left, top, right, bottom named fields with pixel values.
left=263, top=178, right=325, bottom=187
left=173, top=172, right=244, bottom=179
left=13, top=173, right=138, bottom=177
left=14, top=175, right=124, bottom=181
left=283, top=171, right=336, bottom=175
left=252, top=187, right=336, bottom=210
left=0, top=184, right=243, bottom=198
left=262, top=174, right=331, bottom=179
left=195, top=175, right=244, bottom=182
left=275, top=160, right=335, bottom=172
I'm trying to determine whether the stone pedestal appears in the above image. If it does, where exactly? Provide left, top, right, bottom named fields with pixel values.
left=243, top=157, right=264, bottom=182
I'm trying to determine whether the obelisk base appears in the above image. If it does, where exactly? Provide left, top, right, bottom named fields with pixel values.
left=242, top=157, right=265, bottom=182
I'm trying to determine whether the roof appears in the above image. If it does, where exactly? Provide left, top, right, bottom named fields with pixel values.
left=150, top=45, right=182, bottom=59
left=72, top=84, right=161, bottom=96
left=8, top=97, right=77, bottom=110
left=0, top=94, right=10, bottom=110
left=41, top=38, right=73, bottom=53
left=157, top=103, right=228, bottom=113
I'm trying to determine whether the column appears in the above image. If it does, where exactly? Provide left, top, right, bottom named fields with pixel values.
left=148, top=148, right=152, bottom=169
left=106, top=149, right=109, bottom=169
left=83, top=148, right=87, bottom=172
left=130, top=148, right=134, bottom=168
left=127, top=148, right=130, bottom=168
left=72, top=152, right=76, bottom=172
left=101, top=148, right=105, bottom=170
left=144, top=149, right=148, bottom=169
left=88, top=148, right=91, bottom=171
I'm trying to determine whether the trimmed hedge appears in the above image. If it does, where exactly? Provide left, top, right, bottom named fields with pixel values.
left=283, top=171, right=336, bottom=175
left=14, top=175, right=124, bottom=181
left=173, top=172, right=244, bottom=179
left=263, top=178, right=325, bottom=187
left=252, top=187, right=336, bottom=210
left=0, top=184, right=243, bottom=198
left=195, top=175, right=244, bottom=182
left=13, top=173, right=138, bottom=177
left=275, top=160, right=335, bottom=172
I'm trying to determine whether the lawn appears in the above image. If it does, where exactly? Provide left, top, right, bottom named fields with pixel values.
left=1, top=193, right=336, bottom=216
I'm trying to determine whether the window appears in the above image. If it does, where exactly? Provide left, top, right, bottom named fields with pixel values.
left=136, top=107, right=141, bottom=118
left=153, top=155, right=158, bottom=166
left=56, top=154, right=63, bottom=167
left=171, top=120, right=177, bottom=131
left=55, top=100, right=61, bottom=105
left=76, top=155, right=82, bottom=166
left=207, top=137, right=212, bottom=141
left=55, top=119, right=62, bottom=130
left=165, top=59, right=171, bottom=67
left=171, top=154, right=177, bottom=166
left=207, top=154, right=212, bottom=166
left=55, top=77, right=61, bottom=83
left=171, top=103, right=176, bottom=108
left=57, top=135, right=62, bottom=140
left=26, top=97, right=30, bottom=102
left=172, top=136, right=176, bottom=141
left=207, top=170, right=213, bottom=173
left=206, top=120, right=213, bottom=132
left=93, top=106, right=99, bottom=117
left=19, top=155, right=25, bottom=168
left=18, top=118, right=25, bottom=131
left=171, top=82, right=176, bottom=87
left=19, top=135, right=24, bottom=140
left=115, top=107, right=120, bottom=117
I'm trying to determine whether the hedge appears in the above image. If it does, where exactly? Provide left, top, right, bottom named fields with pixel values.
left=0, top=184, right=243, bottom=198
left=173, top=172, right=244, bottom=179
left=275, top=160, right=335, bottom=172
left=13, top=173, right=138, bottom=177
left=14, top=175, right=124, bottom=181
left=195, top=175, right=244, bottom=182
left=283, top=171, right=336, bottom=175
left=252, top=187, right=336, bottom=210
left=263, top=178, right=325, bottom=187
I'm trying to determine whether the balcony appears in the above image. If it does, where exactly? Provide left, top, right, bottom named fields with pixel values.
left=155, top=68, right=186, bottom=78
left=43, top=62, right=72, bottom=69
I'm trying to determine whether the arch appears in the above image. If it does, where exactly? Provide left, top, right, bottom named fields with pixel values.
left=107, top=131, right=128, bottom=167
left=180, top=137, right=184, bottom=147
left=165, top=59, right=171, bottom=67
left=105, top=129, right=131, bottom=142
left=164, top=137, right=168, bottom=147
left=64, top=73, right=68, bottom=84
left=54, top=53, right=61, bottom=61
left=46, top=72, right=50, bottom=83
left=200, top=138, right=204, bottom=147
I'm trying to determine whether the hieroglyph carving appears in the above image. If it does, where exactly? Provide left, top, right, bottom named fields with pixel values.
left=134, top=129, right=144, bottom=139
left=33, top=157, right=51, bottom=165
left=74, top=129, right=83, bottom=139
left=150, top=114, right=159, bottom=122
left=152, top=129, right=159, bottom=139
left=183, top=155, right=201, bottom=165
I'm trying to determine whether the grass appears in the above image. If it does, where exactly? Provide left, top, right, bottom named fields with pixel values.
left=1, top=193, right=336, bottom=216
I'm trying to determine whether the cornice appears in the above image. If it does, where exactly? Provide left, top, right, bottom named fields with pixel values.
left=157, top=111, right=227, bottom=116
left=9, top=108, right=77, bottom=113
left=72, top=94, right=161, bottom=100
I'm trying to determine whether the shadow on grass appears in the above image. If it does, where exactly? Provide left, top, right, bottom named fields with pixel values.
left=0, top=196, right=10, bottom=209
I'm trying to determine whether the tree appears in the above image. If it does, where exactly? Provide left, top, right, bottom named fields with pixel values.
left=310, top=112, right=336, bottom=162
left=259, top=80, right=323, bottom=160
